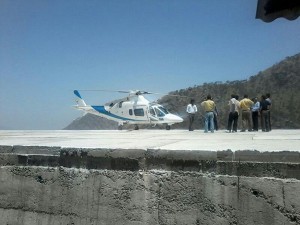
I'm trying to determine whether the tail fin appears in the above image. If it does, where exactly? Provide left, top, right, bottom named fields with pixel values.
left=74, top=90, right=87, bottom=107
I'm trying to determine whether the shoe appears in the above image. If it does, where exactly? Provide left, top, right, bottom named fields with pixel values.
left=226, top=130, right=231, bottom=133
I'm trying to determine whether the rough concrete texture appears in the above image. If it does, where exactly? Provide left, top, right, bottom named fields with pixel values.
left=0, top=166, right=299, bottom=225
left=0, top=147, right=299, bottom=224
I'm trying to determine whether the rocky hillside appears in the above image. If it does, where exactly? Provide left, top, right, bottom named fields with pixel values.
left=65, top=114, right=118, bottom=130
left=65, top=53, right=300, bottom=130
left=161, top=53, right=300, bottom=129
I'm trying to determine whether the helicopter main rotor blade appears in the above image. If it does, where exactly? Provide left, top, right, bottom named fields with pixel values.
left=76, top=89, right=130, bottom=93
left=76, top=89, right=157, bottom=95
left=76, top=89, right=192, bottom=98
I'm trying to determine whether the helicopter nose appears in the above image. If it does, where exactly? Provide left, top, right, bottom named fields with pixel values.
left=166, top=114, right=184, bottom=123
left=176, top=115, right=184, bottom=123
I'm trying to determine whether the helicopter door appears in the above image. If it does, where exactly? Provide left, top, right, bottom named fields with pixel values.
left=148, top=106, right=158, bottom=122
left=132, top=107, right=149, bottom=122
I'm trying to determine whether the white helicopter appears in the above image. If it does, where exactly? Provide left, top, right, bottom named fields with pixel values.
left=73, top=89, right=184, bottom=130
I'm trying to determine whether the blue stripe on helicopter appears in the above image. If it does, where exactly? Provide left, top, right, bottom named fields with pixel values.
left=92, top=106, right=145, bottom=122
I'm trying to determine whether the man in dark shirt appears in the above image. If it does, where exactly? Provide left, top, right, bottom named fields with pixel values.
left=260, top=95, right=271, bottom=132
left=266, top=93, right=272, bottom=131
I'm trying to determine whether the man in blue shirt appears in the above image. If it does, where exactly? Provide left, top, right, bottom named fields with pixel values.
left=251, top=97, right=260, bottom=131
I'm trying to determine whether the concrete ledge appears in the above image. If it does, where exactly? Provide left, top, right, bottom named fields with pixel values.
left=0, top=154, right=60, bottom=167
left=145, top=149, right=217, bottom=171
left=12, top=146, right=61, bottom=155
left=59, top=155, right=140, bottom=171
left=88, top=148, right=146, bottom=159
left=0, top=154, right=19, bottom=165
left=0, top=146, right=13, bottom=153
left=217, top=161, right=300, bottom=180
left=147, top=149, right=217, bottom=160
left=1, top=146, right=300, bottom=180
left=217, top=150, right=300, bottom=163
left=233, top=150, right=300, bottom=162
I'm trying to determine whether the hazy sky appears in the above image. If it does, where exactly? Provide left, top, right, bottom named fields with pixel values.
left=1, top=0, right=300, bottom=129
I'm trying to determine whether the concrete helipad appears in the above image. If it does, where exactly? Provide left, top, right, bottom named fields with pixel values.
left=0, top=129, right=299, bottom=152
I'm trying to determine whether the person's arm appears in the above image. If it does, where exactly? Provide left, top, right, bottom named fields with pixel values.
left=215, top=105, right=218, bottom=115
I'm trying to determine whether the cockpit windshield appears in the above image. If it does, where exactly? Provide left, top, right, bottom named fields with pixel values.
left=150, top=105, right=169, bottom=117
left=154, top=108, right=164, bottom=117
left=158, top=106, right=169, bottom=114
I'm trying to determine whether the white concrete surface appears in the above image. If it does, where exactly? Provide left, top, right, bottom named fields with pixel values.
left=0, top=129, right=299, bottom=152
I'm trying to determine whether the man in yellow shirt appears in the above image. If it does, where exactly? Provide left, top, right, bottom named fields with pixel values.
left=201, top=95, right=216, bottom=133
left=239, top=94, right=254, bottom=132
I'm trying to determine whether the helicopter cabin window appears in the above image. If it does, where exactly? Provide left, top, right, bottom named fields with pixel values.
left=134, top=108, right=144, bottom=116
left=129, top=109, right=133, bottom=115
left=118, top=101, right=123, bottom=108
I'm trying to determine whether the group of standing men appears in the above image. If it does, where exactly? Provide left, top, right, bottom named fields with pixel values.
left=227, top=93, right=272, bottom=132
left=186, top=93, right=272, bottom=133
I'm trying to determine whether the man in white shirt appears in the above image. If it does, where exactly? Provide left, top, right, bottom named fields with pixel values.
left=186, top=99, right=197, bottom=131
left=227, top=94, right=240, bottom=133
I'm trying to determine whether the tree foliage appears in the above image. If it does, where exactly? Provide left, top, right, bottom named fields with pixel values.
left=159, top=53, right=300, bottom=129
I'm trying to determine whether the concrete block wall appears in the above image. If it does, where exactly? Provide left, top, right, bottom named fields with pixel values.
left=0, top=146, right=299, bottom=225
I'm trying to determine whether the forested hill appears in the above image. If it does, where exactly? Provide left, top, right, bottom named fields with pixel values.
left=159, top=53, right=300, bottom=129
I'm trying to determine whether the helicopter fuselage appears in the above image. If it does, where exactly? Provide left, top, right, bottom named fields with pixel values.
left=73, top=90, right=183, bottom=129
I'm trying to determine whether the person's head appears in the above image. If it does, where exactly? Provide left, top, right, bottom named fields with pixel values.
left=261, top=95, right=266, bottom=100
left=206, top=95, right=212, bottom=100
left=252, top=97, right=258, bottom=102
left=244, top=94, right=248, bottom=98
left=266, top=93, right=271, bottom=98
left=235, top=95, right=239, bottom=100
left=231, top=94, right=235, bottom=98
left=190, top=99, right=195, bottom=105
